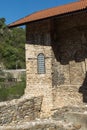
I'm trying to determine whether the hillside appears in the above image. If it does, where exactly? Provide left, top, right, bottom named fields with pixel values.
left=0, top=18, right=26, bottom=69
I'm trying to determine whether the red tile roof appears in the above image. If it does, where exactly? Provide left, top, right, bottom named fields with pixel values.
left=8, top=0, right=87, bottom=27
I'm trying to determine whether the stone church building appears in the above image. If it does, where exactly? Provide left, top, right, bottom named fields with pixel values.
left=9, top=0, right=87, bottom=115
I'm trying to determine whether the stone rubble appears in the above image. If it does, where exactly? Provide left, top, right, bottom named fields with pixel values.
left=0, top=96, right=87, bottom=129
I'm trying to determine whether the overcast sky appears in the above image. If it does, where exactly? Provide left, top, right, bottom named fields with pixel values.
left=0, top=0, right=77, bottom=25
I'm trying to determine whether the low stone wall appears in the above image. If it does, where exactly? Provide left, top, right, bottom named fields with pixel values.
left=51, top=106, right=87, bottom=130
left=52, top=106, right=87, bottom=120
left=65, top=112, right=87, bottom=130
left=3, top=69, right=26, bottom=81
left=0, top=119, right=79, bottom=130
left=0, top=101, right=86, bottom=130
left=0, top=96, right=42, bottom=125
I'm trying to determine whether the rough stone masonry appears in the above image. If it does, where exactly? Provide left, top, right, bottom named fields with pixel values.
left=25, top=10, right=87, bottom=114
left=3, top=1, right=87, bottom=129
left=0, top=96, right=42, bottom=125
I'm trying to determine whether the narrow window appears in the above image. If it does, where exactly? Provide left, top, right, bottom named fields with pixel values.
left=37, top=53, right=45, bottom=74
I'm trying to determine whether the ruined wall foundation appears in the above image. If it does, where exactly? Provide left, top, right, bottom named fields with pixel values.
left=0, top=96, right=42, bottom=125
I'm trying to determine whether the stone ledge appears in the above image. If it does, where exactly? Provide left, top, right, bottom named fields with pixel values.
left=0, top=119, right=79, bottom=130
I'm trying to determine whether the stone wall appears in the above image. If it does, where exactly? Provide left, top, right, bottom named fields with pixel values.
left=0, top=119, right=79, bottom=130
left=52, top=85, right=83, bottom=108
left=52, top=12, right=87, bottom=87
left=3, top=69, right=26, bottom=81
left=52, top=106, right=87, bottom=130
left=51, top=12, right=87, bottom=108
left=25, top=11, right=87, bottom=114
left=25, top=20, right=53, bottom=115
left=1, top=104, right=87, bottom=130
left=0, top=96, right=42, bottom=125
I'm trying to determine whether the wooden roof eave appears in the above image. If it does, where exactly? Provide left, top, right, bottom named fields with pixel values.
left=8, top=8, right=87, bottom=28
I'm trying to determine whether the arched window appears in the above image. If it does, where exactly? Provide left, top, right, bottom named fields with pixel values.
left=37, top=53, right=45, bottom=74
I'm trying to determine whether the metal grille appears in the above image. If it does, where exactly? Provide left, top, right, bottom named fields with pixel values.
left=37, top=54, right=45, bottom=74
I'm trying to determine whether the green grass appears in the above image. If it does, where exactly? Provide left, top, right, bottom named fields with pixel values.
left=0, top=81, right=26, bottom=101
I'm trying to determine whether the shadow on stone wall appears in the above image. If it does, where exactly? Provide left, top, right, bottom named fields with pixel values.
left=51, top=24, right=87, bottom=102
left=79, top=72, right=87, bottom=103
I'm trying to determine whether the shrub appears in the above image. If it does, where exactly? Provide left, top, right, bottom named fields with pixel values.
left=0, top=81, right=26, bottom=101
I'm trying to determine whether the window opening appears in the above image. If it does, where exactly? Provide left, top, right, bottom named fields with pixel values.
left=37, top=53, right=45, bottom=74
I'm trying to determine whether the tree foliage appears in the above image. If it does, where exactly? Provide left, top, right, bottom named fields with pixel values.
left=0, top=18, right=26, bottom=69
